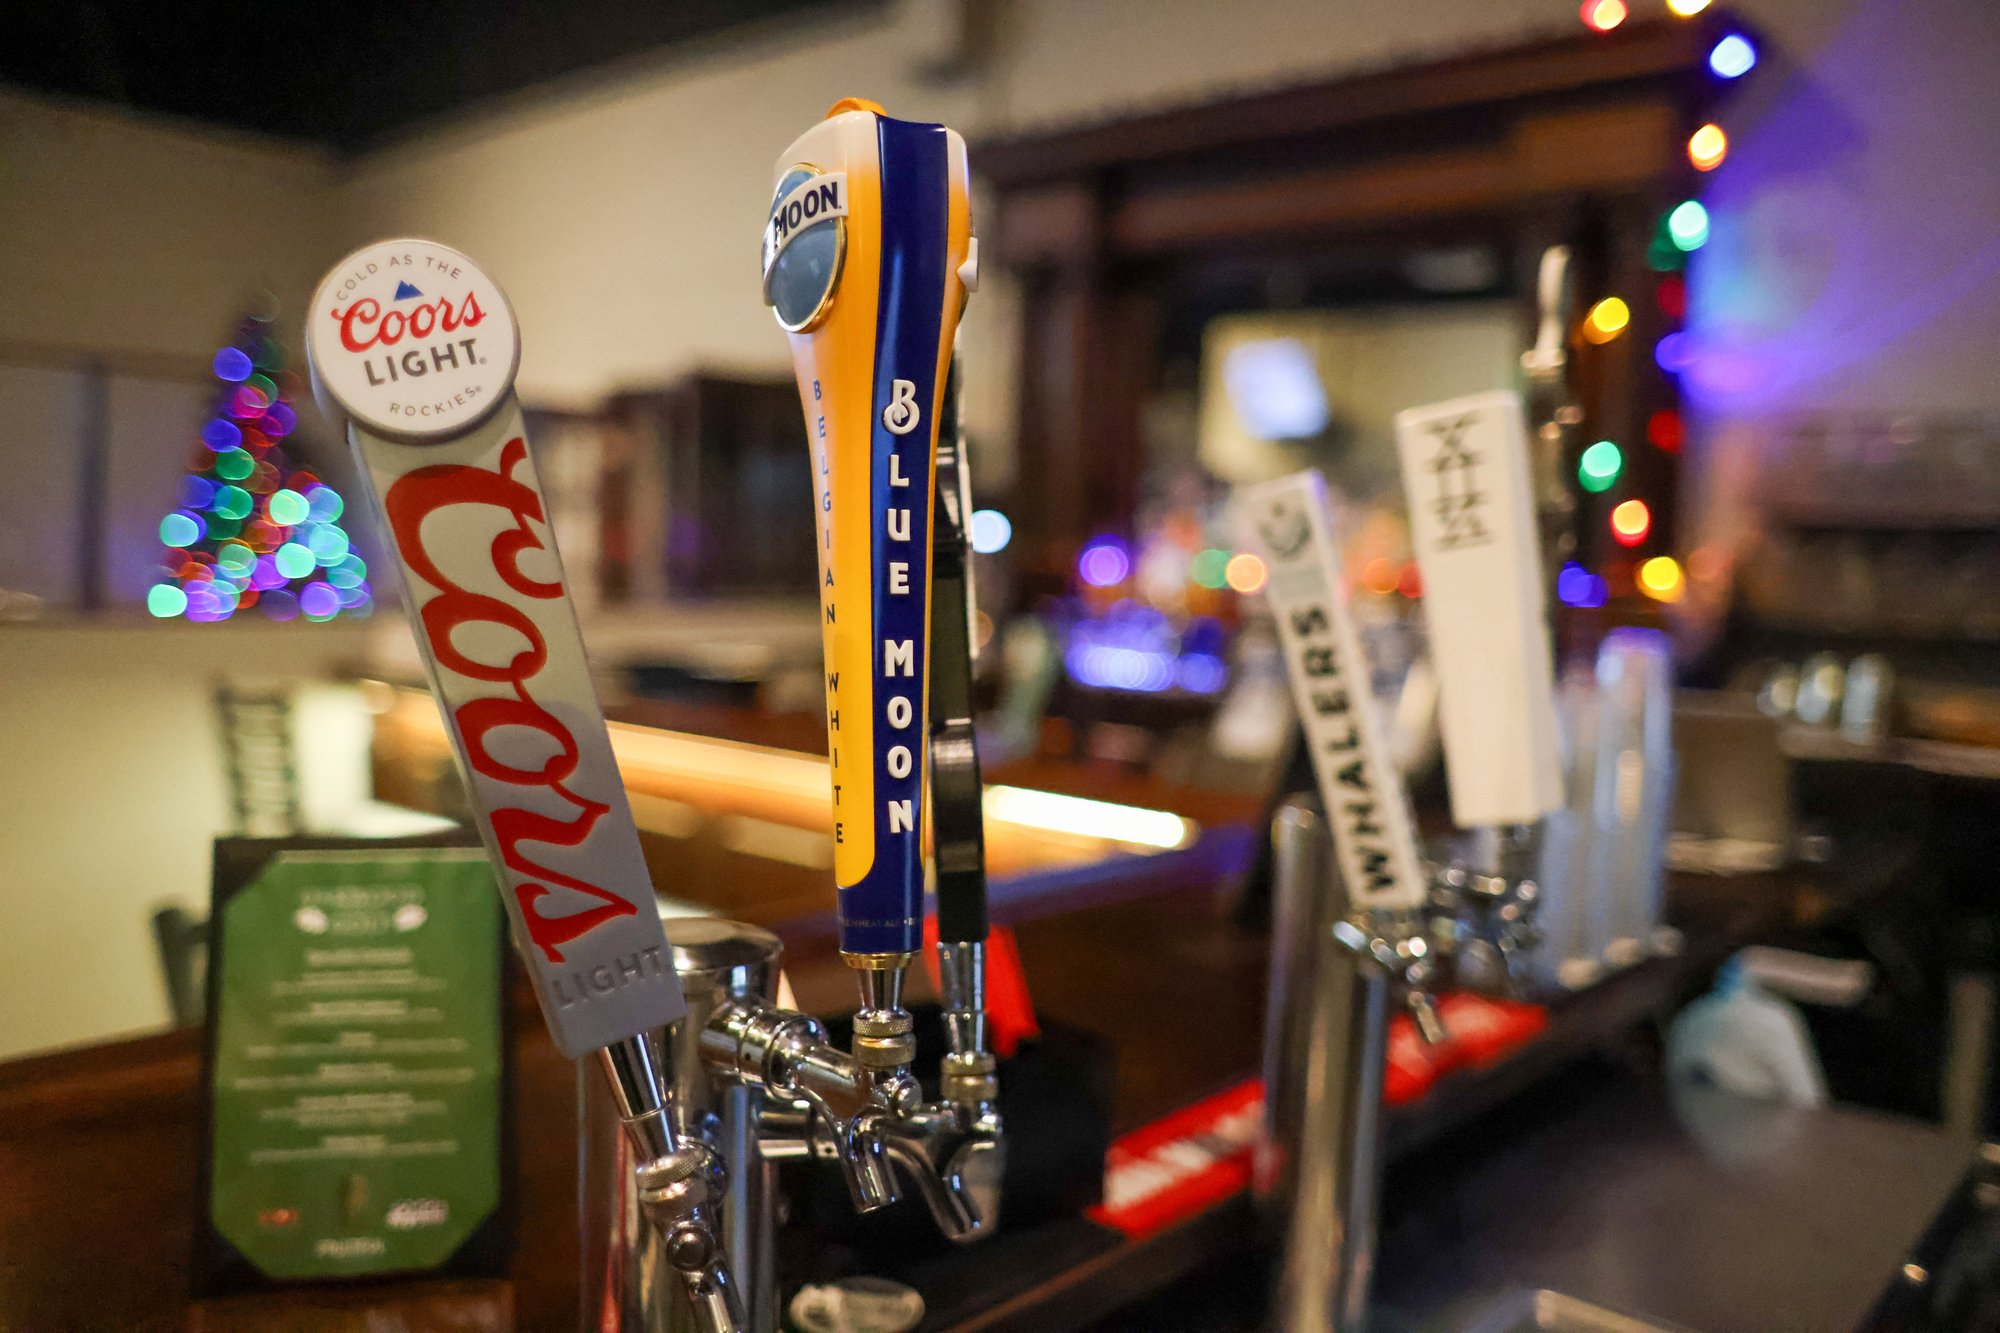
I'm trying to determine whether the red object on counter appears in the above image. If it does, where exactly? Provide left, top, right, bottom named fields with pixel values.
left=1088, top=1079, right=1262, bottom=1239
left=1087, top=995, right=1549, bottom=1239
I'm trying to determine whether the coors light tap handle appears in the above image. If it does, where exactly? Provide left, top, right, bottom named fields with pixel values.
left=764, top=99, right=977, bottom=965
left=308, top=240, right=741, bottom=1329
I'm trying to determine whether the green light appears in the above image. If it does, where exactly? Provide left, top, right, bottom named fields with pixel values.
left=212, top=485, right=253, bottom=520
left=1191, top=548, right=1230, bottom=590
left=306, top=486, right=344, bottom=522
left=217, top=543, right=256, bottom=575
left=267, top=488, right=309, bottom=525
left=1578, top=439, right=1624, bottom=492
left=328, top=554, right=367, bottom=589
left=306, top=525, right=350, bottom=565
left=146, top=584, right=187, bottom=618
left=212, top=448, right=254, bottom=481
left=159, top=512, right=201, bottom=547
left=275, top=542, right=316, bottom=579
left=1668, top=200, right=1710, bottom=251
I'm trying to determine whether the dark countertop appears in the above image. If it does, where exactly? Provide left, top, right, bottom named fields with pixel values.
left=0, top=859, right=1906, bottom=1333
left=1089, top=1058, right=1977, bottom=1333
left=1374, top=1060, right=1975, bottom=1333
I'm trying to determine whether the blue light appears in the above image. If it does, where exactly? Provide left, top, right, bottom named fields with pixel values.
left=1655, top=332, right=1696, bottom=374
left=213, top=347, right=253, bottom=382
left=1177, top=653, right=1229, bottom=694
left=1556, top=562, right=1609, bottom=609
left=1078, top=538, right=1131, bottom=587
left=970, top=509, right=1012, bottom=555
left=1708, top=34, right=1757, bottom=79
left=1221, top=338, right=1329, bottom=440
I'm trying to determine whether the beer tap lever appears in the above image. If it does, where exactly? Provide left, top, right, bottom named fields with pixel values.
left=763, top=98, right=999, bottom=1241
left=307, top=240, right=744, bottom=1332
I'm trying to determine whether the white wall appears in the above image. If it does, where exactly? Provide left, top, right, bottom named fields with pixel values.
left=0, top=89, right=337, bottom=364
left=0, top=621, right=376, bottom=1057
left=333, top=0, right=1579, bottom=454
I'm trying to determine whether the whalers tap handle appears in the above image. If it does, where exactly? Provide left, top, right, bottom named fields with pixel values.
left=764, top=98, right=976, bottom=968
left=1237, top=471, right=1443, bottom=1040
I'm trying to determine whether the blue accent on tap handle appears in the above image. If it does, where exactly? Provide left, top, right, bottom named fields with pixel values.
left=840, top=114, right=948, bottom=956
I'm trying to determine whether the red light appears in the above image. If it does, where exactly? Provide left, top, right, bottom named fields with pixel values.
left=1647, top=410, right=1684, bottom=452
left=1611, top=499, right=1652, bottom=546
left=1655, top=275, right=1687, bottom=321
left=1397, top=562, right=1423, bottom=599
left=1581, top=0, right=1628, bottom=30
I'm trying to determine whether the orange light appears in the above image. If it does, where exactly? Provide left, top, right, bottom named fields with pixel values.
left=1688, top=123, right=1728, bottom=171
left=1638, top=556, right=1685, bottom=602
left=1224, top=553, right=1268, bottom=595
left=1611, top=499, right=1652, bottom=547
left=1581, top=0, right=1627, bottom=30
left=1667, top=0, right=1712, bottom=14
left=1583, top=296, right=1631, bottom=344
left=1361, top=557, right=1399, bottom=595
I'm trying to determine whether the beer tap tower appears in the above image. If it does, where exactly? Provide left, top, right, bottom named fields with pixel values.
left=306, top=97, right=1000, bottom=1333
left=1240, top=392, right=1564, bottom=1333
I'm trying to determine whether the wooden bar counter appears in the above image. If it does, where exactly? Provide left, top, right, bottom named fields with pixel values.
left=1, top=846, right=1812, bottom=1333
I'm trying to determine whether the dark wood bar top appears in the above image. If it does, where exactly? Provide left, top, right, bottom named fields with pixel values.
left=0, top=866, right=1810, bottom=1333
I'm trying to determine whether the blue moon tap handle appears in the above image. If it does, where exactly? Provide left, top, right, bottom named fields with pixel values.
left=764, top=99, right=976, bottom=958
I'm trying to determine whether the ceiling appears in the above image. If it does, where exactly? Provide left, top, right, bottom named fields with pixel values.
left=1, top=0, right=859, bottom=152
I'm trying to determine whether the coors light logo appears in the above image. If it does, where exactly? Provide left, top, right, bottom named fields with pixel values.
left=308, top=238, right=521, bottom=443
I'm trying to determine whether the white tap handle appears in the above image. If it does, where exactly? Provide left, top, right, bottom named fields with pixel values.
left=1237, top=471, right=1427, bottom=913
left=1394, top=391, right=1564, bottom=829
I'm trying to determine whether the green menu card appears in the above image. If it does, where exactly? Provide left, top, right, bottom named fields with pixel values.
left=195, top=837, right=511, bottom=1294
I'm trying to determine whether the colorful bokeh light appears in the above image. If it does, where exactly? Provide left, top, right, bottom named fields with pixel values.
left=213, top=347, right=253, bottom=382
left=1191, top=548, right=1230, bottom=590
left=159, top=512, right=202, bottom=547
left=1557, top=562, right=1609, bottom=609
left=1583, top=297, right=1631, bottom=344
left=1638, top=556, right=1685, bottom=602
left=1579, top=440, right=1624, bottom=492
left=1668, top=201, right=1710, bottom=252
left=1708, top=34, right=1757, bottom=79
left=1079, top=538, right=1132, bottom=588
left=970, top=509, right=1012, bottom=555
left=1224, top=553, right=1268, bottom=595
left=1580, top=0, right=1627, bottom=32
left=147, top=584, right=188, bottom=617
left=1656, top=332, right=1696, bottom=374
left=149, top=319, right=363, bottom=623
left=1611, top=499, right=1652, bottom=547
left=1667, top=0, right=1711, bottom=14
left=1647, top=410, right=1684, bottom=452
left=267, top=488, right=309, bottom=526
left=1688, top=123, right=1728, bottom=171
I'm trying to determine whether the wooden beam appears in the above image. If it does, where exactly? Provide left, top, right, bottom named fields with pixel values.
left=1110, top=101, right=1681, bottom=254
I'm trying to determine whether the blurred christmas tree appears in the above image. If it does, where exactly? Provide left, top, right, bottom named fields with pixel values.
left=146, top=311, right=371, bottom=623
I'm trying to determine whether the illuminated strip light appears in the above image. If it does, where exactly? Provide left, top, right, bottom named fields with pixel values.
left=387, top=686, right=1194, bottom=849
left=983, top=785, right=1195, bottom=851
